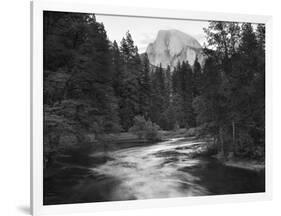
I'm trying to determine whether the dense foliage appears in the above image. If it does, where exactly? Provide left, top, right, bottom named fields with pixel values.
left=43, top=11, right=265, bottom=165
left=129, top=116, right=160, bottom=141
left=196, top=22, right=266, bottom=159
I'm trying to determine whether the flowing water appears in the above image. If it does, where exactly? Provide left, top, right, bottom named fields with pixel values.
left=44, top=137, right=265, bottom=205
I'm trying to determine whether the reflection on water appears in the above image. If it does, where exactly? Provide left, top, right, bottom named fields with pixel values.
left=44, top=138, right=265, bottom=205
left=91, top=138, right=209, bottom=200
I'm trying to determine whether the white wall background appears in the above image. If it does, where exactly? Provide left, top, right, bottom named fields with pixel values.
left=0, top=0, right=280, bottom=215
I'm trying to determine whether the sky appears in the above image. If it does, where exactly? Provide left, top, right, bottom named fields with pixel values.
left=96, top=14, right=209, bottom=53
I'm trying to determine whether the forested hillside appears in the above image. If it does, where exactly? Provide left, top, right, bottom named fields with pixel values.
left=43, top=11, right=265, bottom=169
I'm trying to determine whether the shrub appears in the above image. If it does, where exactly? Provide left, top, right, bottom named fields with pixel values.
left=129, top=116, right=147, bottom=139
left=185, top=127, right=197, bottom=137
left=144, top=119, right=161, bottom=141
left=129, top=116, right=161, bottom=141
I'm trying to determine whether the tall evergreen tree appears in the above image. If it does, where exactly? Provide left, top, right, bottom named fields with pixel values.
left=192, top=57, right=203, bottom=98
left=138, top=53, right=152, bottom=119
left=171, top=61, right=195, bottom=128
left=118, top=31, right=142, bottom=130
left=150, top=64, right=167, bottom=127
left=202, top=21, right=241, bottom=155
left=193, top=56, right=226, bottom=152
left=180, top=61, right=195, bottom=128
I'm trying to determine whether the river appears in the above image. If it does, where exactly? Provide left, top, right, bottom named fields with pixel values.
left=44, top=137, right=265, bottom=205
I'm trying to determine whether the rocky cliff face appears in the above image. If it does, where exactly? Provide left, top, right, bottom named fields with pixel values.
left=146, top=29, right=205, bottom=69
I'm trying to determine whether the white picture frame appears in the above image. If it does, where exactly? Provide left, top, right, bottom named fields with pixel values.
left=31, top=0, right=273, bottom=215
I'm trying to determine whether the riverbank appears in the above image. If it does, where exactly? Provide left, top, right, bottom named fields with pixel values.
left=92, top=128, right=201, bottom=149
left=210, top=152, right=265, bottom=172
left=223, top=159, right=265, bottom=172
left=183, top=137, right=266, bottom=173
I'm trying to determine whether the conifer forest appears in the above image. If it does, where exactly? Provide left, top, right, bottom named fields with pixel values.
left=43, top=11, right=265, bottom=205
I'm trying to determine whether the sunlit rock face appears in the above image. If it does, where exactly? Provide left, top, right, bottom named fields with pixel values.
left=146, top=29, right=205, bottom=69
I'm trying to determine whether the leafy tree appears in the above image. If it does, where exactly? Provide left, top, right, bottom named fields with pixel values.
left=199, top=21, right=265, bottom=159
left=202, top=21, right=241, bottom=156
left=203, top=21, right=240, bottom=61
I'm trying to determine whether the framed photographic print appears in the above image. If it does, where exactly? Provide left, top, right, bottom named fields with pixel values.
left=31, top=0, right=272, bottom=215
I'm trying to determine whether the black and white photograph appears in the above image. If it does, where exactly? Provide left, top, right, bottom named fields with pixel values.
left=43, top=10, right=266, bottom=205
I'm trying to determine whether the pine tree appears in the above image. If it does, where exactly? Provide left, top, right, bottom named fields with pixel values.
left=180, top=61, right=195, bottom=128
left=165, top=65, right=172, bottom=100
left=150, top=64, right=166, bottom=127
left=202, top=21, right=241, bottom=155
left=118, top=31, right=142, bottom=130
left=111, top=40, right=124, bottom=96
left=138, top=53, right=152, bottom=119
left=256, top=24, right=265, bottom=50
left=192, top=57, right=203, bottom=98
left=193, top=56, right=224, bottom=150
left=234, top=23, right=265, bottom=153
